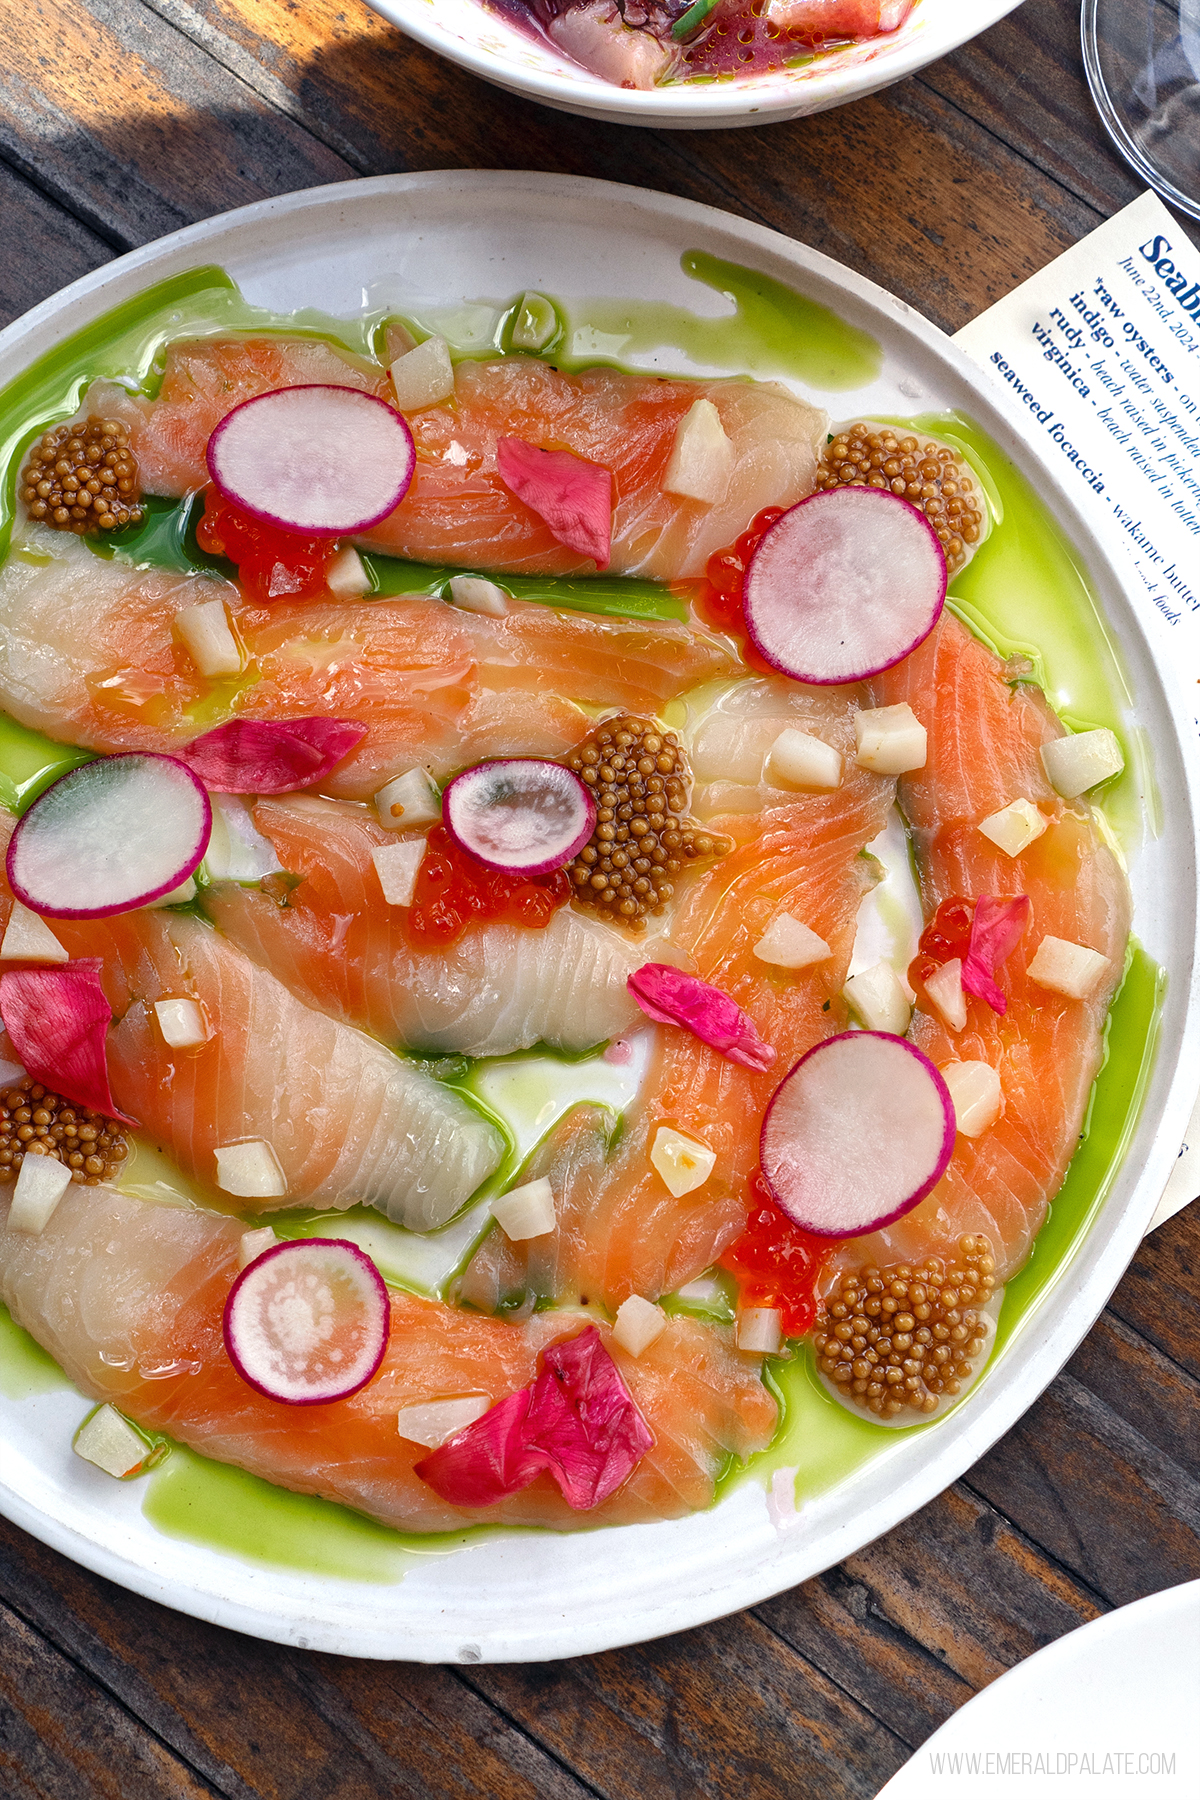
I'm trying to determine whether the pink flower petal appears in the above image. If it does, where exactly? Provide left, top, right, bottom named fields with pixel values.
left=414, top=1326, right=652, bottom=1512
left=962, top=895, right=1032, bottom=1016
left=0, top=961, right=138, bottom=1124
left=174, top=718, right=367, bottom=794
left=495, top=437, right=613, bottom=569
left=628, top=964, right=776, bottom=1071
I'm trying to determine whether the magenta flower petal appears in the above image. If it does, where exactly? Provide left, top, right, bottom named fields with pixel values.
left=414, top=1326, right=652, bottom=1512
left=174, top=718, right=367, bottom=794
left=0, top=961, right=138, bottom=1125
left=628, top=963, right=776, bottom=1071
left=962, top=894, right=1032, bottom=1016
left=495, top=437, right=613, bottom=568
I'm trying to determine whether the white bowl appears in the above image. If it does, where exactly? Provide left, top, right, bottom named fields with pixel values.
left=0, top=171, right=1196, bottom=1662
left=365, top=0, right=1024, bottom=129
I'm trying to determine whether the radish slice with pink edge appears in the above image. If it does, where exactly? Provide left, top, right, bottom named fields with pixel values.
left=743, top=488, right=947, bottom=685
left=760, top=1031, right=955, bottom=1238
left=206, top=385, right=415, bottom=536
left=223, top=1238, right=390, bottom=1405
left=443, top=759, right=597, bottom=875
left=6, top=754, right=211, bottom=920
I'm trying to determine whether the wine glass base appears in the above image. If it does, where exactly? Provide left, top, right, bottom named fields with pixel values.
left=1082, top=0, right=1200, bottom=224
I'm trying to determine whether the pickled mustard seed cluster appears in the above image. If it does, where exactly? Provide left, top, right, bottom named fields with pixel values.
left=0, top=1080, right=129, bottom=1186
left=565, top=716, right=731, bottom=930
left=20, top=419, right=144, bottom=535
left=814, top=425, right=984, bottom=578
left=814, top=1235, right=997, bottom=1418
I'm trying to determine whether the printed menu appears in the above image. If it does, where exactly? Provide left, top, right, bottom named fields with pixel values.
left=953, top=192, right=1200, bottom=1228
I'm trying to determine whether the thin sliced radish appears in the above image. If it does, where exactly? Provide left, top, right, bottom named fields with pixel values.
left=206, top=385, right=415, bottom=536
left=7, top=755, right=211, bottom=919
left=223, top=1237, right=390, bottom=1405
left=443, top=759, right=596, bottom=875
left=760, top=1031, right=954, bottom=1238
left=743, top=488, right=946, bottom=685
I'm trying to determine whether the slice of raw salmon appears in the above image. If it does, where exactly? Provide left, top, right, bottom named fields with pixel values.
left=832, top=613, right=1131, bottom=1284
left=0, top=1183, right=777, bottom=1531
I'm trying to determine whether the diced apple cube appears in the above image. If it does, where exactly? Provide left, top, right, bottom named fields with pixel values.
left=8, top=1155, right=73, bottom=1234
left=650, top=1126, right=716, bottom=1198
left=766, top=728, right=843, bottom=791
left=214, top=1140, right=287, bottom=1199
left=492, top=1176, right=556, bottom=1241
left=924, top=957, right=966, bottom=1032
left=737, top=1307, right=783, bottom=1355
left=175, top=597, right=243, bottom=679
left=238, top=1226, right=278, bottom=1269
left=374, top=767, right=441, bottom=832
left=390, top=335, right=454, bottom=411
left=326, top=545, right=371, bottom=597
left=843, top=961, right=912, bottom=1034
left=940, top=1060, right=1003, bottom=1136
left=141, top=876, right=196, bottom=910
left=1027, top=935, right=1111, bottom=1000
left=662, top=399, right=734, bottom=505
left=854, top=703, right=927, bottom=774
left=613, top=1294, right=667, bottom=1358
left=510, top=292, right=558, bottom=353
left=448, top=575, right=509, bottom=616
left=397, top=1395, right=492, bottom=1448
left=753, top=913, right=832, bottom=970
left=0, top=900, right=67, bottom=964
left=977, top=798, right=1048, bottom=857
left=154, top=997, right=209, bottom=1050
left=1041, top=728, right=1124, bottom=798
left=204, top=794, right=283, bottom=884
left=73, top=1404, right=151, bottom=1479
left=371, top=839, right=426, bottom=907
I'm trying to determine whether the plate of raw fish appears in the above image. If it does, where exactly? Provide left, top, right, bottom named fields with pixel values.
left=362, top=0, right=1026, bottom=128
left=0, top=171, right=1194, bottom=1663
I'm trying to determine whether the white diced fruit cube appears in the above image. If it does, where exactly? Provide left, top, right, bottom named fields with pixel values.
left=448, top=575, right=508, bottom=616
left=0, top=900, right=67, bottom=964
left=766, top=728, right=843, bottom=791
left=326, top=545, right=371, bottom=597
left=613, top=1294, right=667, bottom=1358
left=650, top=1126, right=716, bottom=1198
left=843, top=962, right=912, bottom=1035
left=753, top=913, right=831, bottom=970
left=940, top=1060, right=1003, bottom=1137
left=510, top=291, right=558, bottom=353
left=374, top=767, right=441, bottom=831
left=924, top=958, right=966, bottom=1032
left=73, top=1405, right=151, bottom=1479
left=978, top=798, right=1048, bottom=858
left=214, top=1140, right=287, bottom=1199
left=175, top=597, right=243, bottom=678
left=397, top=1395, right=492, bottom=1448
left=7, top=1155, right=72, bottom=1234
left=737, top=1308, right=783, bottom=1355
left=492, top=1177, right=556, bottom=1241
left=154, top=997, right=209, bottom=1050
left=1041, top=728, right=1124, bottom=798
left=238, top=1226, right=278, bottom=1269
left=390, top=335, right=455, bottom=411
left=1027, top=936, right=1111, bottom=1001
left=371, top=839, right=426, bottom=907
left=141, top=876, right=196, bottom=910
left=204, top=794, right=282, bottom=884
left=854, top=703, right=927, bottom=775
left=661, top=399, right=734, bottom=505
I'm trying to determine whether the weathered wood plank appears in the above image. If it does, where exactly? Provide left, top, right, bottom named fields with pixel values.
left=0, top=163, right=113, bottom=330
left=756, top=1483, right=1104, bottom=1748
left=0, top=1591, right=217, bottom=1800
left=1108, top=1205, right=1200, bottom=1384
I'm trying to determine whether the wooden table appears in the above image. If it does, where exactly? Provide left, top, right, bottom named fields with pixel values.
left=1, top=2, right=1198, bottom=1794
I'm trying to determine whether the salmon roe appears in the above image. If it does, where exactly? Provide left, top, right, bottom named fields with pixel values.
left=907, top=895, right=974, bottom=1010
left=407, top=824, right=570, bottom=949
left=719, top=1172, right=831, bottom=1337
left=196, top=488, right=335, bottom=604
left=696, top=506, right=784, bottom=656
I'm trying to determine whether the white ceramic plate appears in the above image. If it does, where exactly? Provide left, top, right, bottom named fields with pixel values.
left=364, top=0, right=1024, bottom=130
left=0, top=171, right=1197, bottom=1663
